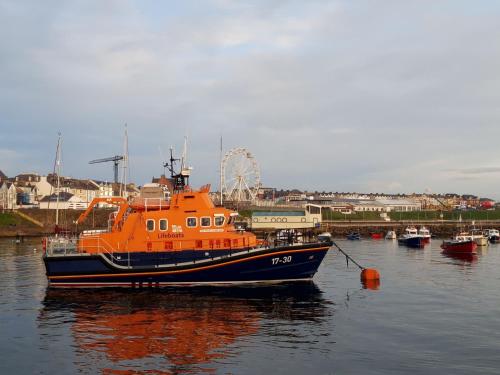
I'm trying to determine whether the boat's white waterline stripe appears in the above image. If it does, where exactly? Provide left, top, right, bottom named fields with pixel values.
left=49, top=278, right=313, bottom=288
left=49, top=246, right=330, bottom=280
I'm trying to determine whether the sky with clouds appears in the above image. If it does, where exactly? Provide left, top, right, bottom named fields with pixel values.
left=1, top=0, right=500, bottom=198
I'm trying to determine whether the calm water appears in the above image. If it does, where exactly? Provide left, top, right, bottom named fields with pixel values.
left=1, top=237, right=500, bottom=374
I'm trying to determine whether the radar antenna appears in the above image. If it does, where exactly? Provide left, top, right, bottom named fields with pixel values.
left=164, top=147, right=190, bottom=192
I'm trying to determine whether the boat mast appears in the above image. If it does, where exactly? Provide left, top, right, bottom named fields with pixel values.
left=165, top=144, right=190, bottom=193
left=54, top=133, right=62, bottom=229
left=219, top=136, right=223, bottom=205
left=120, top=125, right=129, bottom=198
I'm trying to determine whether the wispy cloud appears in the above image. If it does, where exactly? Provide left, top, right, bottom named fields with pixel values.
left=447, top=167, right=500, bottom=175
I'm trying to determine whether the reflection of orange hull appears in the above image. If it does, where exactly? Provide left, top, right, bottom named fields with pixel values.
left=40, top=284, right=328, bottom=373
left=72, top=299, right=259, bottom=366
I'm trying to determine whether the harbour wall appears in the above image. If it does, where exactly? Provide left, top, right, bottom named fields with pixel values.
left=320, top=221, right=500, bottom=237
left=0, top=209, right=112, bottom=237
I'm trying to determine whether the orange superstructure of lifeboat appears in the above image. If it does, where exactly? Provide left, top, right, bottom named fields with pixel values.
left=75, top=184, right=257, bottom=255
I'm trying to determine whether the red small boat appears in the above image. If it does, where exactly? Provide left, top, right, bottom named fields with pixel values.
left=371, top=233, right=383, bottom=240
left=441, top=239, right=477, bottom=254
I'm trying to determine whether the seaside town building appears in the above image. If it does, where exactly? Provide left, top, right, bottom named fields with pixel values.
left=0, top=181, right=17, bottom=210
left=38, top=192, right=88, bottom=210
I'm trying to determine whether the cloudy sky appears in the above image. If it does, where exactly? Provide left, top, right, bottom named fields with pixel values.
left=1, top=0, right=500, bottom=198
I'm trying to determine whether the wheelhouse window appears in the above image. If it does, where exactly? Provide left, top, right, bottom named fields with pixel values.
left=159, top=219, right=168, bottom=231
left=146, top=219, right=155, bottom=232
left=215, top=216, right=225, bottom=226
left=201, top=217, right=211, bottom=227
left=228, top=216, right=235, bottom=225
left=186, top=217, right=197, bottom=227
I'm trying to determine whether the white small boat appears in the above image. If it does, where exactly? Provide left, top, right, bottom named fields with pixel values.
left=455, top=231, right=488, bottom=247
left=385, top=230, right=397, bottom=240
left=418, top=226, right=431, bottom=243
left=471, top=229, right=488, bottom=247
left=484, top=229, right=500, bottom=243
left=404, top=226, right=419, bottom=237
left=318, top=232, right=332, bottom=243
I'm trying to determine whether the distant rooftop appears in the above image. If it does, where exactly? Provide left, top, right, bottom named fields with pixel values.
left=39, top=192, right=74, bottom=202
left=253, top=211, right=305, bottom=217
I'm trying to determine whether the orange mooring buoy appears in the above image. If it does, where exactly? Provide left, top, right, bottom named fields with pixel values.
left=331, top=241, right=381, bottom=289
left=361, top=268, right=381, bottom=290
left=361, top=268, right=380, bottom=282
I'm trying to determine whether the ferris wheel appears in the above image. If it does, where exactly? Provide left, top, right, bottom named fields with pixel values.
left=221, top=148, right=261, bottom=202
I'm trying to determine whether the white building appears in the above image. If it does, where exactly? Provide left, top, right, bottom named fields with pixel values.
left=0, top=182, right=17, bottom=210
left=375, top=199, right=421, bottom=212
left=39, top=192, right=88, bottom=210
left=329, top=203, right=354, bottom=215
left=353, top=201, right=386, bottom=212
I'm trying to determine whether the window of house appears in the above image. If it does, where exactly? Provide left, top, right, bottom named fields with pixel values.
left=159, top=219, right=168, bottom=231
left=215, top=216, right=225, bottom=226
left=146, top=219, right=155, bottom=232
left=201, top=217, right=211, bottom=227
left=186, top=217, right=197, bottom=227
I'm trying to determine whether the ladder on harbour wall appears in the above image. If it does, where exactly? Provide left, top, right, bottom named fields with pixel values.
left=14, top=211, right=44, bottom=228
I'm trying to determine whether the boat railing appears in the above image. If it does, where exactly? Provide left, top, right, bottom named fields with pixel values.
left=129, top=197, right=170, bottom=212
left=77, top=235, right=131, bottom=265
left=45, top=233, right=127, bottom=264
left=144, top=198, right=170, bottom=211
left=45, top=236, right=80, bottom=256
left=81, top=229, right=108, bottom=235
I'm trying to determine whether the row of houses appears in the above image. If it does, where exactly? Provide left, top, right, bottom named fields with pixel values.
left=0, top=171, right=140, bottom=210
left=261, top=188, right=493, bottom=211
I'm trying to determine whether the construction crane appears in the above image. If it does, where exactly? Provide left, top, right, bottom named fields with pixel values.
left=89, top=155, right=124, bottom=183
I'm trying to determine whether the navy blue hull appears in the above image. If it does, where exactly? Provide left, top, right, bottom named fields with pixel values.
left=44, top=243, right=331, bottom=287
left=398, top=236, right=424, bottom=248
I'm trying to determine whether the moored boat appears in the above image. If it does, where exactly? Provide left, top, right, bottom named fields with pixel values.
left=455, top=230, right=488, bottom=247
left=418, top=226, right=431, bottom=243
left=441, top=239, right=477, bottom=254
left=317, top=232, right=332, bottom=243
left=43, top=153, right=331, bottom=288
left=385, top=230, right=397, bottom=240
left=397, top=226, right=424, bottom=248
left=347, top=232, right=361, bottom=240
left=484, top=229, right=500, bottom=244
left=370, top=233, right=383, bottom=240
left=398, top=236, right=424, bottom=248
left=471, top=229, right=488, bottom=247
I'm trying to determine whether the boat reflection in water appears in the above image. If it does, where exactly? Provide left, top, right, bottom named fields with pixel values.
left=40, top=283, right=331, bottom=374
left=441, top=251, right=478, bottom=263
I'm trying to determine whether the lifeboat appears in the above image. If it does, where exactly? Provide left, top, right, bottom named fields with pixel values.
left=43, top=160, right=331, bottom=288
